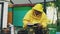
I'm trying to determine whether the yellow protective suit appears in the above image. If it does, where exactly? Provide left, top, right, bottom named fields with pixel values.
left=23, top=4, right=49, bottom=29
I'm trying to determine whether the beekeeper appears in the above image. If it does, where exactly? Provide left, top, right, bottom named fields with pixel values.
left=23, top=4, right=49, bottom=29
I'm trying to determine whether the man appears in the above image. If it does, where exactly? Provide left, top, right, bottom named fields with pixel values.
left=23, top=3, right=48, bottom=28
left=23, top=4, right=49, bottom=34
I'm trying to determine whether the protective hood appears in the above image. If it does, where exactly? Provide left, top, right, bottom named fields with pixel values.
left=32, top=4, right=43, bottom=12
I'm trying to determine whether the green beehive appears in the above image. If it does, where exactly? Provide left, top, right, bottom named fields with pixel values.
left=48, top=28, right=56, bottom=34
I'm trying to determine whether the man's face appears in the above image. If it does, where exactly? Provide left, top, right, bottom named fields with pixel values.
left=34, top=10, right=42, bottom=16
